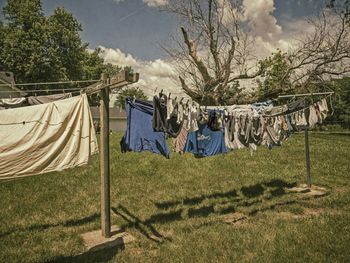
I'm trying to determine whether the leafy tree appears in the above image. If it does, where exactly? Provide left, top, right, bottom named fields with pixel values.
left=46, top=7, right=86, bottom=81
left=255, top=50, right=291, bottom=100
left=114, top=87, right=147, bottom=109
left=0, top=0, right=112, bottom=89
left=0, top=0, right=62, bottom=83
left=328, top=77, right=350, bottom=128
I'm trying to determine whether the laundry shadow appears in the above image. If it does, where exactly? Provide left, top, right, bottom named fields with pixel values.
left=111, top=205, right=172, bottom=244
left=0, top=213, right=100, bottom=239
left=155, top=179, right=296, bottom=210
left=112, top=179, right=298, bottom=241
left=46, top=241, right=125, bottom=263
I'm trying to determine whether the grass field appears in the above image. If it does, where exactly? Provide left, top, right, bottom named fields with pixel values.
left=0, top=132, right=349, bottom=263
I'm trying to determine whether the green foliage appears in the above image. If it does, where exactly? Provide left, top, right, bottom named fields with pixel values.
left=328, top=77, right=350, bottom=127
left=219, top=81, right=246, bottom=105
left=0, top=0, right=112, bottom=89
left=256, top=50, right=291, bottom=100
left=102, top=63, right=122, bottom=77
left=114, top=87, right=147, bottom=109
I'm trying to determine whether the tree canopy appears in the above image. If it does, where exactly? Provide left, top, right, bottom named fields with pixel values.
left=114, top=87, right=148, bottom=109
left=0, top=0, right=109, bottom=87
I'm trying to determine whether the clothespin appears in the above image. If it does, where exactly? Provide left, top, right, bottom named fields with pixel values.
left=180, top=97, right=184, bottom=103
left=133, top=95, right=136, bottom=103
left=168, top=92, right=171, bottom=99
left=154, top=87, right=158, bottom=95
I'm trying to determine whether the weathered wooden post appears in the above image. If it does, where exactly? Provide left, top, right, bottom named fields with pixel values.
left=304, top=127, right=312, bottom=188
left=100, top=73, right=111, bottom=238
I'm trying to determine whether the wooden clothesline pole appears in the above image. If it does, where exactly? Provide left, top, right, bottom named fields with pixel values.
left=98, top=71, right=139, bottom=238
left=278, top=92, right=334, bottom=189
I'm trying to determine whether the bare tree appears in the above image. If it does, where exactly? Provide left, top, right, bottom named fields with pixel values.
left=282, top=7, right=350, bottom=91
left=163, top=0, right=350, bottom=104
left=162, top=0, right=260, bottom=105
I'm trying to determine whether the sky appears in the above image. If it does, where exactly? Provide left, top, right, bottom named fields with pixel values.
left=0, top=0, right=327, bottom=97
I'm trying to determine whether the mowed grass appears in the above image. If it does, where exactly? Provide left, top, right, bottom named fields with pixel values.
left=0, top=132, right=349, bottom=263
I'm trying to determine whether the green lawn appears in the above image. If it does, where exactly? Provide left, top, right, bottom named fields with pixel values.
left=1, top=132, right=349, bottom=263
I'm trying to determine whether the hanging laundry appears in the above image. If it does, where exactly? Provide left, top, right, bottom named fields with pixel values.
left=318, top=98, right=329, bottom=120
left=287, top=99, right=305, bottom=112
left=262, top=105, right=288, bottom=116
left=167, top=114, right=182, bottom=138
left=153, top=94, right=183, bottom=137
left=224, top=115, right=245, bottom=150
left=27, top=93, right=72, bottom=105
left=252, top=100, right=273, bottom=114
left=153, top=93, right=168, bottom=132
left=121, top=98, right=170, bottom=158
left=0, top=94, right=98, bottom=180
left=184, top=110, right=228, bottom=157
left=308, top=105, right=318, bottom=128
left=166, top=97, right=174, bottom=120
left=0, top=97, right=26, bottom=109
left=185, top=101, right=200, bottom=132
left=173, top=120, right=189, bottom=154
left=261, top=117, right=282, bottom=149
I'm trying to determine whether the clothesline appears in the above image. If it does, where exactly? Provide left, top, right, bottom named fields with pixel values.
left=0, top=88, right=83, bottom=93
left=277, top=91, right=334, bottom=98
left=120, top=90, right=333, bottom=159
left=0, top=79, right=100, bottom=88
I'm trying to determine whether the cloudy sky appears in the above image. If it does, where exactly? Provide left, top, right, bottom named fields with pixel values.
left=0, top=0, right=327, bottom=97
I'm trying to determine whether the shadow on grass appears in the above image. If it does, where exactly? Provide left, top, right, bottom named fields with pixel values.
left=112, top=179, right=298, bottom=242
left=111, top=205, right=172, bottom=243
left=155, top=179, right=296, bottom=209
left=0, top=213, right=100, bottom=238
left=46, top=241, right=125, bottom=263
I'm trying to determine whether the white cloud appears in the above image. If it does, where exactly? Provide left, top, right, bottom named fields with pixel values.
left=98, top=46, right=138, bottom=67
left=98, top=46, right=184, bottom=99
left=243, top=0, right=282, bottom=40
left=143, top=0, right=168, bottom=7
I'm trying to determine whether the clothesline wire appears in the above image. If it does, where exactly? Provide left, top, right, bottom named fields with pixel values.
left=0, top=79, right=100, bottom=88
left=0, top=88, right=84, bottom=93
left=277, top=91, right=334, bottom=99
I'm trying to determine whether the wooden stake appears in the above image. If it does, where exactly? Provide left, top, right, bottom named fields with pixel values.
left=100, top=73, right=111, bottom=238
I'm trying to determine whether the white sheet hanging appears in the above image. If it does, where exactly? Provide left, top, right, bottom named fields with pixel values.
left=0, top=94, right=98, bottom=180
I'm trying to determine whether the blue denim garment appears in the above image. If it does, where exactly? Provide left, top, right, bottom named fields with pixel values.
left=120, top=98, right=170, bottom=158
left=184, top=110, right=228, bottom=157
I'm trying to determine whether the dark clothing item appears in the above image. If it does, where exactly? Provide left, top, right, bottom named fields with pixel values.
left=207, top=111, right=223, bottom=131
left=153, top=94, right=168, bottom=133
left=167, top=114, right=182, bottom=138
left=121, top=98, right=170, bottom=158
left=287, top=99, right=305, bottom=112
left=184, top=121, right=228, bottom=157
left=27, top=93, right=72, bottom=105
